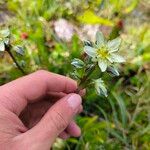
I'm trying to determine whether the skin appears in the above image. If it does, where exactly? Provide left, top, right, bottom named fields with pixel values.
left=0, top=70, right=83, bottom=150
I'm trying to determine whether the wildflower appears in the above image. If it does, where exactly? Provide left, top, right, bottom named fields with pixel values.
left=84, top=31, right=125, bottom=72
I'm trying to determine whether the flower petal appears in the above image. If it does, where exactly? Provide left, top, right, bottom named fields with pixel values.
left=107, top=38, right=121, bottom=53
left=107, top=56, right=113, bottom=63
left=96, top=31, right=105, bottom=47
left=110, top=54, right=125, bottom=63
left=98, top=61, right=107, bottom=72
left=84, top=46, right=96, bottom=57
left=71, top=58, right=85, bottom=68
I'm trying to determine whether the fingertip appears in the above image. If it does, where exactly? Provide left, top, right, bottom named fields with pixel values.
left=77, top=105, right=83, bottom=114
left=66, top=121, right=81, bottom=137
left=65, top=77, right=77, bottom=93
left=67, top=94, right=82, bottom=112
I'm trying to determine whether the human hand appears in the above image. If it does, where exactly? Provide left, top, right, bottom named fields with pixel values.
left=0, top=70, right=83, bottom=150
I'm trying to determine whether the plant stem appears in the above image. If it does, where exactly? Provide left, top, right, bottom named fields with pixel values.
left=76, top=64, right=96, bottom=93
left=6, top=47, right=26, bottom=75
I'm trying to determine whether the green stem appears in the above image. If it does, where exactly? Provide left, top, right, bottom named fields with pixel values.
left=76, top=64, right=96, bottom=93
left=6, top=47, right=26, bottom=75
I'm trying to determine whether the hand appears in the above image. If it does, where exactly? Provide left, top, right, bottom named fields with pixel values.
left=0, top=70, right=83, bottom=150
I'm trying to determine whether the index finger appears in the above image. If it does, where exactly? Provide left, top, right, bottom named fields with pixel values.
left=0, top=70, right=77, bottom=115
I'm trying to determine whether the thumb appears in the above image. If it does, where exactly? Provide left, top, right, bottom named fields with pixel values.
left=18, top=94, right=82, bottom=149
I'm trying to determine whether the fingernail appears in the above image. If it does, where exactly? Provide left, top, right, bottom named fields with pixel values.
left=67, top=94, right=81, bottom=110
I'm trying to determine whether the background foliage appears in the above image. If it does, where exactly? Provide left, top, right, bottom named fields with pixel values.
left=0, top=0, right=150, bottom=149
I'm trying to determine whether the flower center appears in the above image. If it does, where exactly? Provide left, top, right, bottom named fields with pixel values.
left=96, top=46, right=108, bottom=58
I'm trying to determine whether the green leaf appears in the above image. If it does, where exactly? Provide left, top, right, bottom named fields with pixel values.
left=71, top=58, right=85, bottom=68
left=84, top=40, right=93, bottom=47
left=19, top=60, right=26, bottom=67
left=71, top=69, right=84, bottom=80
left=110, top=129, right=127, bottom=144
left=112, top=92, right=128, bottom=129
left=124, top=0, right=139, bottom=14
left=143, top=52, right=150, bottom=61
left=107, top=66, right=120, bottom=76
left=0, top=41, right=5, bottom=52
left=78, top=10, right=114, bottom=26
left=70, top=72, right=79, bottom=80
left=95, top=78, right=108, bottom=97
left=13, top=46, right=24, bottom=56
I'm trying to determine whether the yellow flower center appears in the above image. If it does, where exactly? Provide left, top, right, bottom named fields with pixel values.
left=96, top=46, right=108, bottom=59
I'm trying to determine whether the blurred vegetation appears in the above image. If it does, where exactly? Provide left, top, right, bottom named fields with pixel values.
left=0, top=0, right=150, bottom=149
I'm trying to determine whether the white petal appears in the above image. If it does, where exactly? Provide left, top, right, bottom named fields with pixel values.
left=107, top=56, right=113, bottom=63
left=111, top=54, right=125, bottom=63
left=96, top=31, right=105, bottom=47
left=84, top=46, right=96, bottom=57
left=98, top=61, right=107, bottom=72
left=107, top=38, right=121, bottom=53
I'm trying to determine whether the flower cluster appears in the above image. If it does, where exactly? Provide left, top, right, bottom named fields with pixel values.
left=71, top=31, right=125, bottom=97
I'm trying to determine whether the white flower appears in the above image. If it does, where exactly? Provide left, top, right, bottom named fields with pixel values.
left=54, top=19, right=74, bottom=42
left=84, top=31, right=125, bottom=72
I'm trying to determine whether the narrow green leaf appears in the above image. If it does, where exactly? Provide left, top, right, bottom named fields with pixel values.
left=71, top=58, right=85, bottom=68
left=110, top=129, right=127, bottom=144
left=70, top=72, right=79, bottom=80
left=108, top=98, right=119, bottom=127
left=124, top=0, right=139, bottom=14
left=107, top=66, right=120, bottom=76
left=83, top=40, right=93, bottom=47
left=95, top=78, right=108, bottom=97
left=112, top=92, right=127, bottom=128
